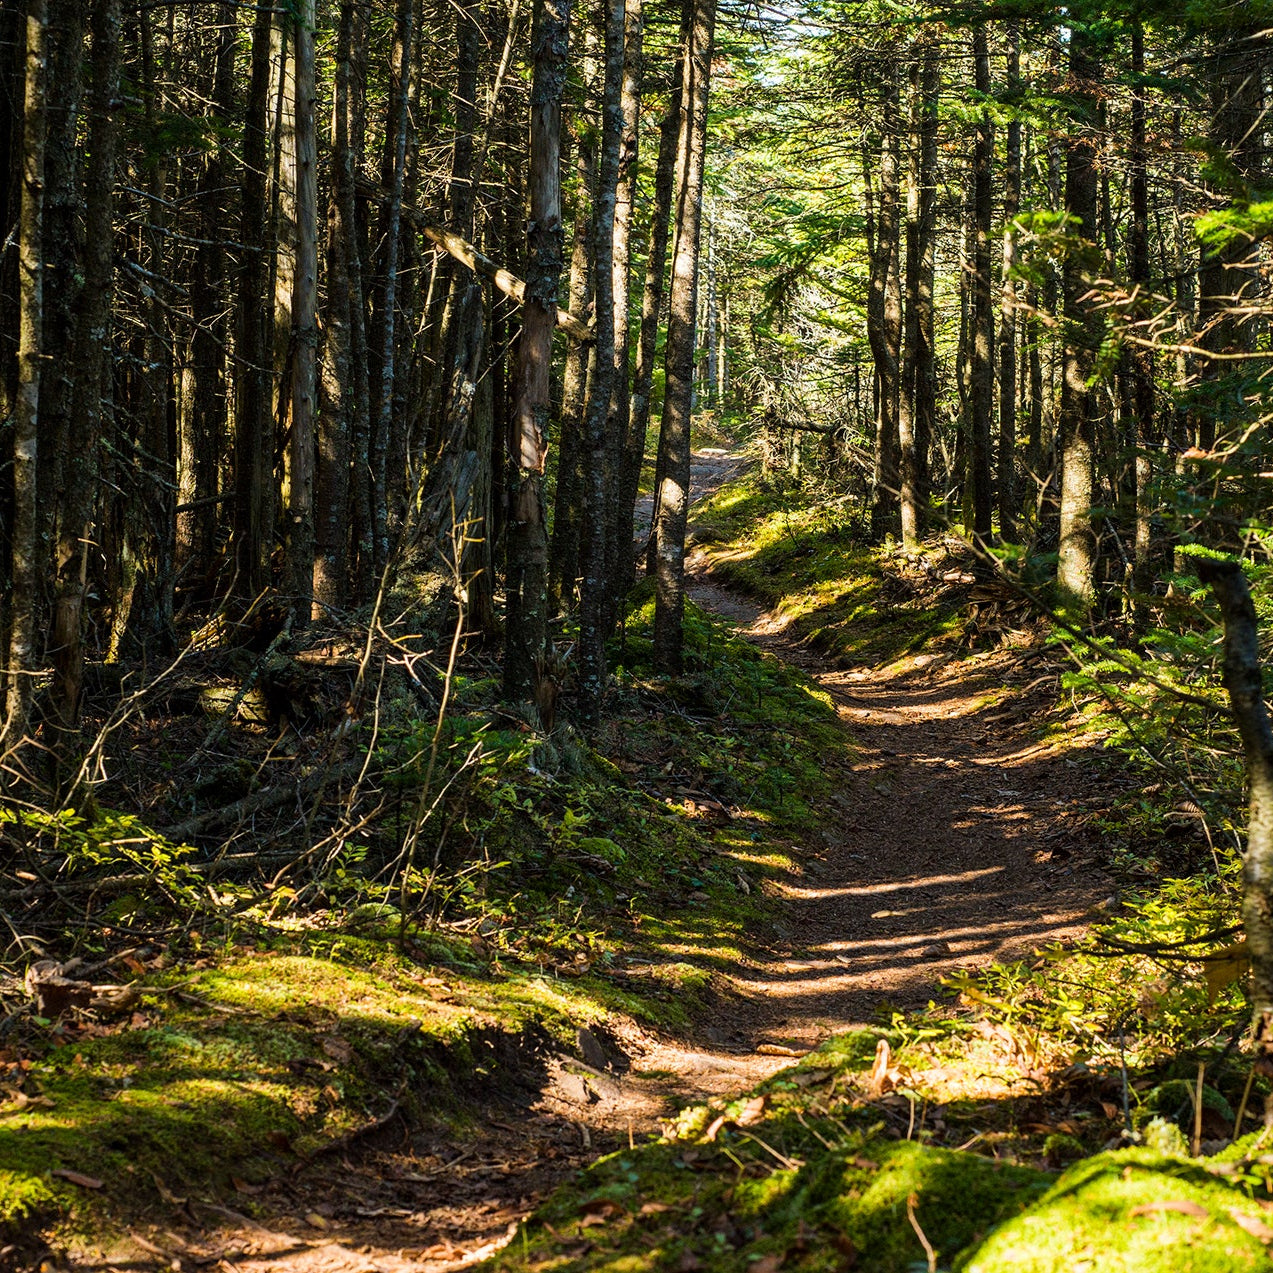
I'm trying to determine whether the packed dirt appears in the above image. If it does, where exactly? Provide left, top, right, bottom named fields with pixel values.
left=71, top=449, right=1117, bottom=1273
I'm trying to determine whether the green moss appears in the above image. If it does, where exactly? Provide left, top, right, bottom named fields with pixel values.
left=963, top=1149, right=1273, bottom=1272
left=692, top=472, right=966, bottom=665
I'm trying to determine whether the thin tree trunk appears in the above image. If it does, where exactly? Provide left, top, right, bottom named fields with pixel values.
left=635, top=85, right=681, bottom=579
left=285, top=0, right=317, bottom=620
left=1198, top=558, right=1273, bottom=1076
left=235, top=0, right=275, bottom=597
left=3, top=0, right=47, bottom=752
left=548, top=88, right=597, bottom=610
left=652, top=0, right=717, bottom=673
left=1057, top=25, right=1102, bottom=611
left=998, top=19, right=1021, bottom=541
left=1129, top=21, right=1155, bottom=592
left=504, top=0, right=571, bottom=704
left=867, top=68, right=901, bottom=540
left=968, top=23, right=994, bottom=544
left=370, top=0, right=414, bottom=573
left=47, top=0, right=120, bottom=775
left=605, top=0, right=644, bottom=601
left=578, top=0, right=626, bottom=726
left=315, top=0, right=358, bottom=616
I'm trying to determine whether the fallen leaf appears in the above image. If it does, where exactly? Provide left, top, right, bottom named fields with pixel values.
left=703, top=1115, right=727, bottom=1143
left=1129, top=1200, right=1208, bottom=1219
left=320, top=1035, right=353, bottom=1064
left=1204, top=941, right=1250, bottom=1004
left=304, top=1212, right=330, bottom=1229
left=756, top=1043, right=803, bottom=1058
left=52, top=1169, right=103, bottom=1189
left=790, top=1069, right=833, bottom=1088
left=1228, top=1209, right=1273, bottom=1242
left=1099, top=1100, right=1121, bottom=1120
left=752, top=1255, right=784, bottom=1273
left=231, top=1177, right=264, bottom=1194
left=849, top=1156, right=879, bottom=1171
left=640, top=1202, right=673, bottom=1215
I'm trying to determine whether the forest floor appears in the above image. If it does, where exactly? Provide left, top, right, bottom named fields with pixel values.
left=43, top=450, right=1143, bottom=1273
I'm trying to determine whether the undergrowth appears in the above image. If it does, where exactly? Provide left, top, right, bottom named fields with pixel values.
left=0, top=591, right=845, bottom=1249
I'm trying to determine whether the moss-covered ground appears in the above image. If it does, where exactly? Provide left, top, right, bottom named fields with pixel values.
left=690, top=471, right=970, bottom=666
left=0, top=590, right=845, bottom=1254
left=482, top=459, right=1269, bottom=1273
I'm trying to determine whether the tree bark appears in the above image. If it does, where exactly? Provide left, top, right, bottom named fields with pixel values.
left=997, top=19, right=1021, bottom=541
left=234, top=0, right=276, bottom=597
left=1129, top=20, right=1155, bottom=593
left=578, top=0, right=626, bottom=726
left=634, top=86, right=681, bottom=579
left=1198, top=558, right=1273, bottom=1076
left=3, top=0, right=47, bottom=753
left=504, top=0, right=571, bottom=704
left=47, top=0, right=120, bottom=774
left=968, top=23, right=994, bottom=545
left=652, top=0, right=716, bottom=673
left=286, top=0, right=317, bottom=621
left=1057, top=24, right=1102, bottom=612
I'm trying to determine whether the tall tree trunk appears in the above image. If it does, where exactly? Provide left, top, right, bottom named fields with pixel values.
left=635, top=85, right=681, bottom=579
left=234, top=0, right=275, bottom=596
left=314, top=0, right=358, bottom=616
left=47, top=0, right=120, bottom=775
left=3, top=0, right=47, bottom=752
left=1056, top=23, right=1102, bottom=612
left=503, top=0, right=571, bottom=704
left=867, top=67, right=901, bottom=541
left=548, top=82, right=598, bottom=610
left=605, top=0, right=644, bottom=601
left=370, top=0, right=414, bottom=573
left=898, top=40, right=936, bottom=546
left=179, top=1, right=234, bottom=582
left=1129, top=20, right=1155, bottom=592
left=578, top=0, right=626, bottom=726
left=997, top=19, right=1021, bottom=541
left=652, top=0, right=717, bottom=673
left=285, top=0, right=317, bottom=620
left=968, top=23, right=994, bottom=544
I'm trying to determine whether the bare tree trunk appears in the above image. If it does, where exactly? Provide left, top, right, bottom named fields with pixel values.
left=370, top=0, right=414, bottom=573
left=47, top=0, right=120, bottom=776
left=998, top=19, right=1021, bottom=541
left=968, top=23, right=994, bottom=545
left=548, top=84, right=597, bottom=610
left=180, top=1, right=233, bottom=581
left=867, top=67, right=901, bottom=541
left=652, top=0, right=716, bottom=673
left=504, top=0, right=571, bottom=704
left=314, top=0, right=357, bottom=616
left=898, top=40, right=936, bottom=546
left=1129, top=20, right=1155, bottom=592
left=3, top=0, right=47, bottom=752
left=634, top=86, right=681, bottom=579
left=1198, top=558, right=1273, bottom=1080
left=285, top=0, right=317, bottom=621
left=1057, top=25, right=1102, bottom=612
left=578, top=0, right=626, bottom=726
left=235, top=0, right=275, bottom=596
left=605, top=0, right=644, bottom=601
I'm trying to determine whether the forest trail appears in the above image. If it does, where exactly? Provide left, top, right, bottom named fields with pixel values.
left=99, top=451, right=1115, bottom=1273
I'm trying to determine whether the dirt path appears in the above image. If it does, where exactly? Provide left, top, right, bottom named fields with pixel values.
left=91, top=450, right=1114, bottom=1273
